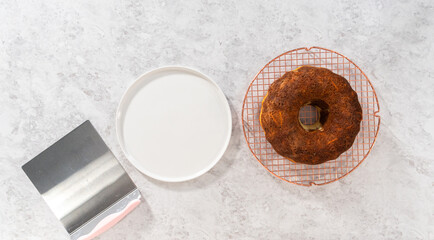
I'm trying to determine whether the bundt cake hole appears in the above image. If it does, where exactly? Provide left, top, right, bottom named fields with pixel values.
left=298, top=100, right=329, bottom=132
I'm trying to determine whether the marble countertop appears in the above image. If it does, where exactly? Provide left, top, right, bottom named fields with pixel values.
left=1, top=0, right=433, bottom=239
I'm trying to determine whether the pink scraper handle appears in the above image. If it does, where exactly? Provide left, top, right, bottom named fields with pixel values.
left=77, top=199, right=141, bottom=240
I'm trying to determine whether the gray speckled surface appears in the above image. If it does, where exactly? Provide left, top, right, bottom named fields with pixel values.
left=1, top=0, right=433, bottom=239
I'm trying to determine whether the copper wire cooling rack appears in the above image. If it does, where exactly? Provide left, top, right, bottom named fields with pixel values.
left=241, top=47, right=380, bottom=186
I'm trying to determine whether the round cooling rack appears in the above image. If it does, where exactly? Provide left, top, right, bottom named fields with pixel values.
left=241, top=47, right=380, bottom=186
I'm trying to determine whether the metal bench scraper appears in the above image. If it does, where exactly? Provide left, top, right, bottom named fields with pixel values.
left=22, top=120, right=142, bottom=240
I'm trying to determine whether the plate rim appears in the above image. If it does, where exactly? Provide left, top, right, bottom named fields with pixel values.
left=116, top=66, right=232, bottom=182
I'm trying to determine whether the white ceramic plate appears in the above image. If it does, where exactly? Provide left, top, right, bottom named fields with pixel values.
left=116, top=66, right=232, bottom=182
